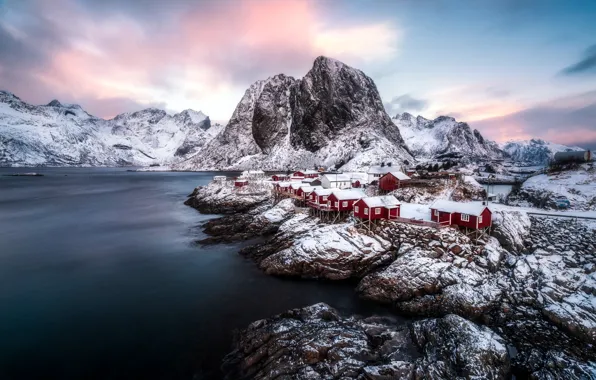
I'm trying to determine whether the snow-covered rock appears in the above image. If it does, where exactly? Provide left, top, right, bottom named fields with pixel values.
left=221, top=303, right=511, bottom=380
left=392, top=112, right=503, bottom=162
left=491, top=209, right=532, bottom=252
left=511, top=164, right=596, bottom=210
left=176, top=56, right=414, bottom=171
left=501, top=138, right=585, bottom=165
left=244, top=216, right=394, bottom=280
left=184, top=178, right=271, bottom=214
left=0, top=91, right=221, bottom=166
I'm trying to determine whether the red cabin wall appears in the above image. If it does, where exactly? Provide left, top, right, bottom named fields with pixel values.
left=328, top=195, right=359, bottom=211
left=379, top=173, right=400, bottom=191
left=293, top=171, right=305, bottom=177
left=431, top=209, right=452, bottom=224
left=478, top=208, right=492, bottom=228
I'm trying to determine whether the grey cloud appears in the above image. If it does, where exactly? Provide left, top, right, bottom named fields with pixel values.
left=560, top=44, right=596, bottom=76
left=472, top=98, right=596, bottom=149
left=384, top=94, right=429, bottom=116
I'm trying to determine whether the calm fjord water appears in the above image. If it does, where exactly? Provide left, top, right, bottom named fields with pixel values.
left=0, top=168, right=393, bottom=379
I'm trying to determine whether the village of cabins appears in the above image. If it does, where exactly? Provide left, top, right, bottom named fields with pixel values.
left=216, top=165, right=492, bottom=239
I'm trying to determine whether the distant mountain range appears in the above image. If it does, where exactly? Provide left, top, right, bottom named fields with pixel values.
left=0, top=57, right=584, bottom=169
left=500, top=139, right=585, bottom=165
left=0, top=91, right=222, bottom=167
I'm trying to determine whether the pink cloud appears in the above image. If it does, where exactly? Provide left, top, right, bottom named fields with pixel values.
left=9, top=0, right=400, bottom=119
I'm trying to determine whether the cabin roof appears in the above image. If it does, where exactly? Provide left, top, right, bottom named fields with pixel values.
left=321, top=173, right=351, bottom=182
left=312, top=188, right=334, bottom=196
left=359, top=195, right=401, bottom=208
left=430, top=200, right=489, bottom=217
left=331, top=189, right=366, bottom=200
left=381, top=171, right=411, bottom=181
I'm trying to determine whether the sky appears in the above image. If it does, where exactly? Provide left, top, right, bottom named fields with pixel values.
left=0, top=0, right=595, bottom=149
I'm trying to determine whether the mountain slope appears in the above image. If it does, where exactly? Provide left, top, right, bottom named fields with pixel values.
left=177, top=57, right=413, bottom=171
left=392, top=112, right=503, bottom=161
left=0, top=91, right=221, bottom=166
left=500, top=139, right=585, bottom=165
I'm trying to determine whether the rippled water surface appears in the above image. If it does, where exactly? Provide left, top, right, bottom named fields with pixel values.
left=0, top=168, right=396, bottom=379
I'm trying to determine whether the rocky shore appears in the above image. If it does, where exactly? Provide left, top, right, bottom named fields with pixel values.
left=186, top=179, right=596, bottom=378
left=222, top=303, right=510, bottom=380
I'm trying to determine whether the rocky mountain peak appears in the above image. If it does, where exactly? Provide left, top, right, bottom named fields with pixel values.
left=47, top=99, right=62, bottom=107
left=177, top=56, right=413, bottom=171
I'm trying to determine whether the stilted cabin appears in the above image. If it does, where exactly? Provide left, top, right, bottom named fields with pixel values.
left=289, top=183, right=303, bottom=195
left=275, top=181, right=292, bottom=193
left=327, top=189, right=366, bottom=211
left=309, top=188, right=334, bottom=206
left=429, top=200, right=492, bottom=229
left=353, top=196, right=401, bottom=220
left=271, top=173, right=290, bottom=181
left=297, top=185, right=322, bottom=200
left=321, top=173, right=352, bottom=189
left=234, top=179, right=249, bottom=187
left=406, top=168, right=417, bottom=177
left=378, top=171, right=411, bottom=192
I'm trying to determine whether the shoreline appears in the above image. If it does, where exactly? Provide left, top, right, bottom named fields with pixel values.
left=185, top=178, right=596, bottom=379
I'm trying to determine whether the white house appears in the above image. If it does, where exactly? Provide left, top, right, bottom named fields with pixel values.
left=367, top=166, right=403, bottom=183
left=321, top=173, right=352, bottom=189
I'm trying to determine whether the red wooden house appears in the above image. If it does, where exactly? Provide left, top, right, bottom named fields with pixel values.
left=296, top=185, right=322, bottom=200
left=271, top=174, right=290, bottom=181
left=351, top=180, right=361, bottom=188
left=327, top=189, right=365, bottom=211
left=353, top=196, right=401, bottom=220
left=234, top=179, right=248, bottom=187
left=293, top=170, right=319, bottom=179
left=309, top=188, right=333, bottom=206
left=275, top=181, right=292, bottom=193
left=289, top=183, right=302, bottom=195
left=378, top=171, right=411, bottom=192
left=429, top=200, right=492, bottom=229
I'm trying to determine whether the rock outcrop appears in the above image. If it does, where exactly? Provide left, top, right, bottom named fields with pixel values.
left=221, top=303, right=511, bottom=380
left=176, top=57, right=413, bottom=171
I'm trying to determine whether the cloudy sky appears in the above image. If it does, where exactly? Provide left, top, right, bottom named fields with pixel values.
left=1, top=0, right=595, bottom=148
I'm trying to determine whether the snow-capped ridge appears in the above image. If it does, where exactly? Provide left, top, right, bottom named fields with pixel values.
left=0, top=90, right=217, bottom=167
left=392, top=112, right=502, bottom=161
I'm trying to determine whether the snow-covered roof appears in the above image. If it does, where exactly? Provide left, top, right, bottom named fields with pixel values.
left=430, top=200, right=489, bottom=216
left=312, top=188, right=334, bottom=196
left=303, top=169, right=319, bottom=175
left=359, top=195, right=401, bottom=208
left=273, top=173, right=289, bottom=177
left=331, top=189, right=366, bottom=200
left=381, top=171, right=411, bottom=180
left=290, top=183, right=302, bottom=189
left=277, top=181, right=292, bottom=187
left=302, top=178, right=320, bottom=183
left=321, top=173, right=351, bottom=182
left=368, top=166, right=399, bottom=174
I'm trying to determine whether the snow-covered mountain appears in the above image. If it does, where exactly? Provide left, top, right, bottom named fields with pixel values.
left=0, top=91, right=222, bottom=167
left=500, top=139, right=585, bottom=165
left=176, top=56, right=414, bottom=171
left=392, top=112, right=503, bottom=162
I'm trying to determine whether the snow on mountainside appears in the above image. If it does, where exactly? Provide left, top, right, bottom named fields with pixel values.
left=500, top=139, right=585, bottom=165
left=392, top=112, right=502, bottom=161
left=176, top=56, right=414, bottom=171
left=0, top=91, right=221, bottom=167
